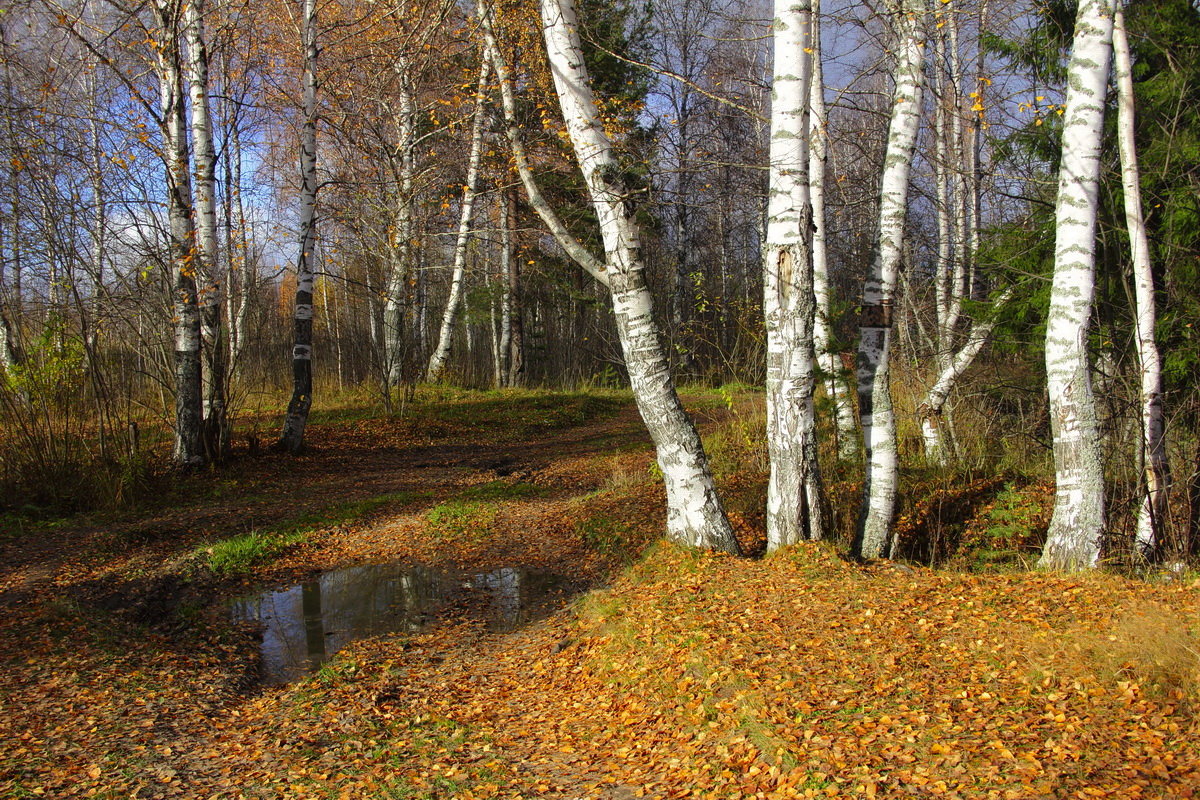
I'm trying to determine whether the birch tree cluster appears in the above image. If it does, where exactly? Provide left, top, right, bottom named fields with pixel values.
left=0, top=0, right=1197, bottom=571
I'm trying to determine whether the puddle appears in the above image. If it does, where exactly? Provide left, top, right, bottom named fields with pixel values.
left=231, top=563, right=562, bottom=684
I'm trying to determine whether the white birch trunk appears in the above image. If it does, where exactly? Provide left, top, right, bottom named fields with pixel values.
left=1113, top=3, right=1168, bottom=559
left=809, top=0, right=857, bottom=462
left=946, top=6, right=968, bottom=332
left=153, top=0, right=204, bottom=466
left=279, top=0, right=319, bottom=454
left=383, top=55, right=416, bottom=387
left=1039, top=0, right=1113, bottom=572
left=229, top=117, right=252, bottom=366
left=86, top=70, right=106, bottom=351
left=932, top=8, right=954, bottom=361
left=184, top=0, right=227, bottom=457
left=967, top=0, right=987, bottom=300
left=478, top=0, right=609, bottom=287
left=853, top=0, right=925, bottom=559
left=0, top=311, right=18, bottom=370
left=426, top=59, right=491, bottom=383
left=920, top=0, right=1001, bottom=466
left=498, top=191, right=514, bottom=387
left=540, top=0, right=739, bottom=554
left=765, top=0, right=824, bottom=550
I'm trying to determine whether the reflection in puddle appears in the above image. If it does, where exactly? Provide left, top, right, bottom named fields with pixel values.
left=231, top=563, right=558, bottom=684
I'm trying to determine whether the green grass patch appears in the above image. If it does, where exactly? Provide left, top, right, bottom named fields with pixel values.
left=425, top=499, right=496, bottom=541
left=202, top=491, right=423, bottom=576
left=456, top=480, right=546, bottom=501
left=421, top=481, right=545, bottom=541
left=204, top=528, right=303, bottom=576
left=427, top=389, right=625, bottom=436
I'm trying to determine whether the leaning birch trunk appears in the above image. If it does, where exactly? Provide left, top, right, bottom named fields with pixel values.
left=1114, top=4, right=1168, bottom=560
left=765, top=0, right=824, bottom=550
left=478, top=0, right=609, bottom=287
left=426, top=59, right=491, bottom=383
left=154, top=0, right=204, bottom=467
left=852, top=0, right=925, bottom=559
left=919, top=289, right=1011, bottom=459
left=540, top=0, right=739, bottom=554
left=184, top=0, right=228, bottom=459
left=919, top=9, right=1005, bottom=467
left=279, top=0, right=319, bottom=454
left=1038, top=0, right=1113, bottom=572
left=926, top=11, right=955, bottom=465
left=809, top=0, right=857, bottom=462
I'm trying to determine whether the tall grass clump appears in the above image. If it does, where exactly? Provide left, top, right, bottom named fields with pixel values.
left=0, top=322, right=153, bottom=516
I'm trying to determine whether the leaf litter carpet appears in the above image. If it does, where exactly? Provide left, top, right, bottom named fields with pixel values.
left=0, top=398, right=1197, bottom=799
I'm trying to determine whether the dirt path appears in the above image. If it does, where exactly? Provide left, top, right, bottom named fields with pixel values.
left=0, top=393, right=672, bottom=798
left=0, top=394, right=651, bottom=607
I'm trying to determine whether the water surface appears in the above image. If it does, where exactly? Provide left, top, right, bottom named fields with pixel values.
left=231, top=562, right=560, bottom=684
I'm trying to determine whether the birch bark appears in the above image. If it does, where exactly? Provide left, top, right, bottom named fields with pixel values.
left=498, top=189, right=524, bottom=387
left=1113, top=2, right=1167, bottom=559
left=0, top=311, right=19, bottom=370
left=228, top=113, right=253, bottom=367
left=920, top=289, right=1011, bottom=456
left=1039, top=0, right=1112, bottom=572
left=809, top=0, right=857, bottom=462
left=765, top=0, right=824, bottom=550
left=478, top=0, right=609, bottom=287
left=426, top=58, right=491, bottom=383
left=853, top=0, right=925, bottom=559
left=279, top=0, right=319, bottom=454
left=153, top=0, right=204, bottom=466
left=540, top=0, right=739, bottom=553
left=184, top=0, right=228, bottom=459
left=383, top=55, right=416, bottom=388
left=919, top=0, right=1004, bottom=465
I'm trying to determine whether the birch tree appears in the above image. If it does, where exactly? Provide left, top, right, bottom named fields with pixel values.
left=497, top=189, right=524, bottom=386
left=539, top=0, right=740, bottom=554
left=808, top=0, right=856, bottom=462
left=381, top=51, right=417, bottom=389
left=426, top=57, right=491, bottom=383
left=279, top=0, right=319, bottom=454
left=152, top=0, right=205, bottom=466
left=0, top=310, right=20, bottom=371
left=1113, top=1, right=1168, bottom=560
left=183, top=0, right=228, bottom=458
left=478, top=0, right=610, bottom=288
left=764, top=0, right=824, bottom=550
left=852, top=0, right=926, bottom=560
left=917, top=0, right=1007, bottom=465
left=1038, top=0, right=1113, bottom=572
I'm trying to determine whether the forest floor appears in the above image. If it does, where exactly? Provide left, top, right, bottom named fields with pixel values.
left=0, top=388, right=1197, bottom=799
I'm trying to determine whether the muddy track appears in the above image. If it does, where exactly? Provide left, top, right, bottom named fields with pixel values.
left=0, top=402, right=653, bottom=606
